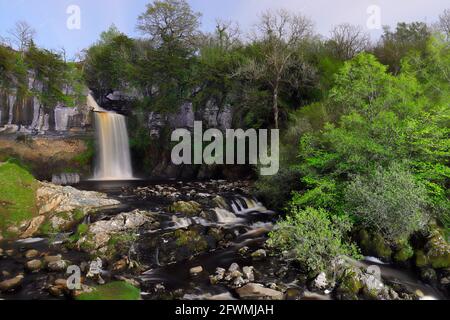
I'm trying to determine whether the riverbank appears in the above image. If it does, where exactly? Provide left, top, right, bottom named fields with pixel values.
left=1, top=177, right=447, bottom=300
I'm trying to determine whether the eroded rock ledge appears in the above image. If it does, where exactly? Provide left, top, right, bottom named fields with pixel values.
left=20, top=182, right=120, bottom=238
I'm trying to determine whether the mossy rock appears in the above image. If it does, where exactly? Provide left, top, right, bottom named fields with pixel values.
left=393, top=242, right=414, bottom=263
left=336, top=268, right=363, bottom=300
left=415, top=250, right=429, bottom=268
left=0, top=162, right=38, bottom=236
left=357, top=230, right=392, bottom=260
left=174, top=229, right=208, bottom=253
left=371, top=234, right=392, bottom=259
left=169, top=201, right=202, bottom=216
left=425, top=234, right=450, bottom=269
left=76, top=281, right=141, bottom=300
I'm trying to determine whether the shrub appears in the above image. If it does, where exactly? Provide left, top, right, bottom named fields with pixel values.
left=345, top=163, right=429, bottom=243
left=268, top=207, right=360, bottom=272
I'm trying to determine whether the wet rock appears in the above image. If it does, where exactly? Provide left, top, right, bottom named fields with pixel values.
left=6, top=249, right=15, bottom=257
left=238, top=246, right=249, bottom=256
left=0, top=275, right=24, bottom=292
left=48, top=286, right=64, bottom=297
left=26, top=259, right=42, bottom=272
left=228, top=263, right=240, bottom=273
left=440, top=276, right=450, bottom=285
left=77, top=210, right=155, bottom=256
left=190, top=266, right=203, bottom=276
left=242, top=266, right=255, bottom=282
left=48, top=260, right=68, bottom=272
left=251, top=249, right=267, bottom=260
left=44, top=255, right=62, bottom=264
left=421, top=268, right=437, bottom=283
left=54, top=279, right=68, bottom=288
left=24, top=249, right=40, bottom=259
left=209, top=268, right=226, bottom=284
left=285, top=288, right=303, bottom=300
left=232, top=276, right=246, bottom=288
left=236, top=283, right=284, bottom=300
left=312, top=272, right=329, bottom=291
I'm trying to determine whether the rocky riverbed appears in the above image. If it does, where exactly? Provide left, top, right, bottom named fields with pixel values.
left=0, top=179, right=448, bottom=300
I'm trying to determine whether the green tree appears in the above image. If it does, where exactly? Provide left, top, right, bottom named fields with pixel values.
left=345, top=163, right=429, bottom=242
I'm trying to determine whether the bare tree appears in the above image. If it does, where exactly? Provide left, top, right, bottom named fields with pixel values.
left=214, top=19, right=241, bottom=50
left=438, top=9, right=450, bottom=38
left=238, top=9, right=314, bottom=129
left=8, top=21, right=36, bottom=52
left=328, top=23, right=370, bottom=60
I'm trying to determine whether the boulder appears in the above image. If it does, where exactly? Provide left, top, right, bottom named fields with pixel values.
left=0, top=275, right=24, bottom=292
left=189, top=266, right=203, bottom=276
left=37, top=182, right=120, bottom=216
left=26, top=259, right=42, bottom=272
left=236, top=283, right=284, bottom=300
left=312, top=272, right=329, bottom=291
left=168, top=201, right=202, bottom=216
left=242, top=266, right=255, bottom=282
left=48, top=260, right=68, bottom=272
left=251, top=249, right=267, bottom=260
left=77, top=210, right=155, bottom=255
left=24, top=249, right=40, bottom=259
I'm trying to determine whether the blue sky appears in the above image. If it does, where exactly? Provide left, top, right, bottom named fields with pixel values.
left=0, top=0, right=448, bottom=59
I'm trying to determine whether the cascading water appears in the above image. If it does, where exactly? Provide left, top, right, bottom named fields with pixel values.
left=88, top=94, right=134, bottom=180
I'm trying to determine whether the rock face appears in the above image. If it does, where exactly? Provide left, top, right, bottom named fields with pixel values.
left=0, top=85, right=92, bottom=134
left=0, top=137, right=91, bottom=180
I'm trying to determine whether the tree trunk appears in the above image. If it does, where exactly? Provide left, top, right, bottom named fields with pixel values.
left=273, top=85, right=279, bottom=129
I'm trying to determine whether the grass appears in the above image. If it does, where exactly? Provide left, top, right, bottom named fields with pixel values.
left=76, top=281, right=141, bottom=300
left=0, top=161, right=38, bottom=234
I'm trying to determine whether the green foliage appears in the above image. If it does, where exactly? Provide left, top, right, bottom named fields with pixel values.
left=345, top=164, right=429, bottom=242
left=76, top=281, right=141, bottom=300
left=0, top=162, right=38, bottom=234
left=84, top=26, right=136, bottom=96
left=291, top=49, right=449, bottom=242
left=73, top=139, right=95, bottom=167
left=69, top=223, right=89, bottom=243
left=268, top=207, right=360, bottom=272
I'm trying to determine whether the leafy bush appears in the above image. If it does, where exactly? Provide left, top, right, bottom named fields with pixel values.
left=345, top=163, right=429, bottom=242
left=268, top=207, right=360, bottom=272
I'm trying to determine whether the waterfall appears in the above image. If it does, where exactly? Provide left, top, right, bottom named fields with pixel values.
left=94, top=111, right=134, bottom=180
left=89, top=94, right=133, bottom=180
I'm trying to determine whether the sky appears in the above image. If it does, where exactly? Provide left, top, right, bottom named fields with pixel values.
left=0, top=0, right=448, bottom=59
